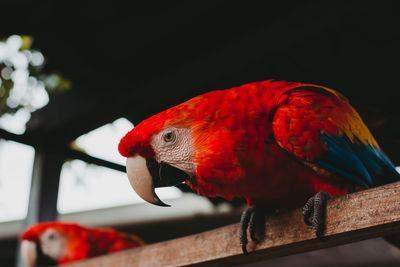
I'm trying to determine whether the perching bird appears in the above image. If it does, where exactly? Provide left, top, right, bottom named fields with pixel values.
left=118, top=80, right=400, bottom=253
left=20, top=222, right=145, bottom=266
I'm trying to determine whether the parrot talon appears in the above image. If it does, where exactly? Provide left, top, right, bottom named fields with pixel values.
left=242, top=244, right=248, bottom=255
left=302, top=191, right=332, bottom=238
left=302, top=196, right=315, bottom=226
left=239, top=205, right=268, bottom=254
left=239, top=206, right=254, bottom=254
left=249, top=208, right=262, bottom=242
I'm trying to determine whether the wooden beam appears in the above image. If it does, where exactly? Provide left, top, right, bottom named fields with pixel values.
left=0, top=129, right=126, bottom=173
left=64, top=149, right=125, bottom=173
left=64, top=182, right=400, bottom=267
left=0, top=129, right=35, bottom=145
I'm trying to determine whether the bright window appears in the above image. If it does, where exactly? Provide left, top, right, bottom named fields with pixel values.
left=57, top=159, right=182, bottom=213
left=59, top=118, right=182, bottom=213
left=0, top=140, right=34, bottom=222
left=72, top=117, right=133, bottom=165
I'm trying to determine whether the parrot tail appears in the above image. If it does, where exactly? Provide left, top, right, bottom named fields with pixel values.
left=316, top=133, right=400, bottom=188
left=317, top=132, right=400, bottom=249
left=355, top=142, right=400, bottom=187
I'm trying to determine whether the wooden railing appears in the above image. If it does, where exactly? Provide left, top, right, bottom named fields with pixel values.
left=65, top=182, right=400, bottom=267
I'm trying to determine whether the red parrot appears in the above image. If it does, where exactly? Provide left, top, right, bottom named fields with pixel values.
left=118, top=80, right=400, bottom=253
left=20, top=222, right=145, bottom=266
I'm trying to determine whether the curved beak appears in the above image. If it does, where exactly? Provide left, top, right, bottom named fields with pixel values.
left=21, top=240, right=37, bottom=267
left=126, top=155, right=170, bottom=207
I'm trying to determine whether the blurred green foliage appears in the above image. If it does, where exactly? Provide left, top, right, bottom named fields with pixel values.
left=0, top=35, right=71, bottom=117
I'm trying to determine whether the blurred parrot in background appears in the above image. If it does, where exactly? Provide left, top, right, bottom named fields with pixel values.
left=118, top=80, right=400, bottom=253
left=20, top=222, right=145, bottom=266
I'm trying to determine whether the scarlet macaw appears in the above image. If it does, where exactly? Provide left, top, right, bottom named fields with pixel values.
left=20, top=222, right=145, bottom=266
left=118, top=80, right=400, bottom=253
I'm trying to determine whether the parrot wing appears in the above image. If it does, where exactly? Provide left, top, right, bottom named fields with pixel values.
left=272, top=85, right=400, bottom=188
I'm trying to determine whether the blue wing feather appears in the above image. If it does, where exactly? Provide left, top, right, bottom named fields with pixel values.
left=315, top=133, right=400, bottom=188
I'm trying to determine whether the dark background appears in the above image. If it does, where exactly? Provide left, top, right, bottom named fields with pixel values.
left=2, top=1, right=399, bottom=158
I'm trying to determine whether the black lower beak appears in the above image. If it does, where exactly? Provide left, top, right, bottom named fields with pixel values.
left=146, top=158, right=189, bottom=188
left=126, top=155, right=189, bottom=207
left=36, top=243, right=58, bottom=267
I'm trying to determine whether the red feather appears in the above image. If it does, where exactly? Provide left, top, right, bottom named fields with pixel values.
left=21, top=222, right=144, bottom=264
left=119, top=80, right=387, bottom=211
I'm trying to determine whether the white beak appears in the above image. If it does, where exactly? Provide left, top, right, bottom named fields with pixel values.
left=21, top=240, right=37, bottom=267
left=126, top=155, right=169, bottom=206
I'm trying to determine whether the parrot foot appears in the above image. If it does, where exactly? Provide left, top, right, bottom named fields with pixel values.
left=239, top=205, right=266, bottom=255
left=302, top=191, right=332, bottom=238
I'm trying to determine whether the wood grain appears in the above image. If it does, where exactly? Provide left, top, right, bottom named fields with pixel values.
left=64, top=182, right=400, bottom=267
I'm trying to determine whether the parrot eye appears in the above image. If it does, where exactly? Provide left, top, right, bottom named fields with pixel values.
left=163, top=131, right=176, bottom=143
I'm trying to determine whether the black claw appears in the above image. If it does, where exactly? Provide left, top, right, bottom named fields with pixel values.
left=302, top=196, right=314, bottom=226
left=240, top=206, right=272, bottom=255
left=239, top=207, right=253, bottom=253
left=248, top=210, right=259, bottom=242
left=242, top=244, right=248, bottom=255
left=303, top=191, right=332, bottom=238
left=239, top=206, right=270, bottom=254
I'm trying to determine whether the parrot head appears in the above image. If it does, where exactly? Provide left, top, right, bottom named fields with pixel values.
left=20, top=222, right=68, bottom=267
left=118, top=97, right=204, bottom=206
left=118, top=81, right=300, bottom=206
